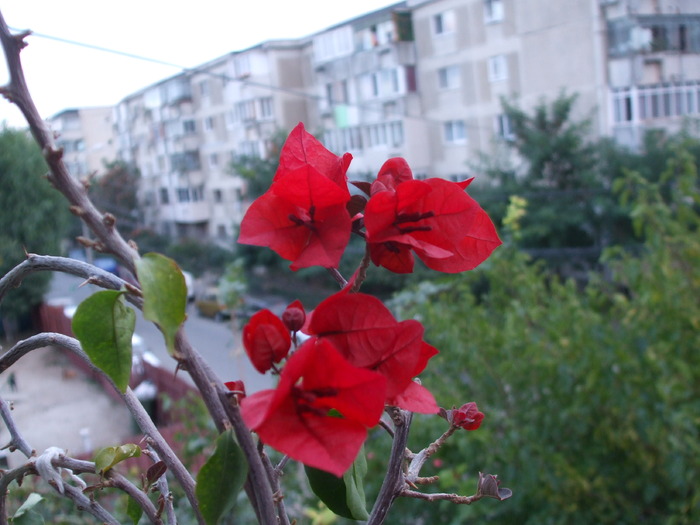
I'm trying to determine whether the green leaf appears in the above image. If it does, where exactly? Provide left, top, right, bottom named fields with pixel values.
left=72, top=290, right=135, bottom=392
left=11, top=493, right=44, bottom=524
left=135, top=253, right=187, bottom=353
left=94, top=444, right=142, bottom=475
left=196, top=430, right=248, bottom=525
left=344, top=445, right=369, bottom=520
left=305, top=446, right=369, bottom=521
left=125, top=494, right=143, bottom=525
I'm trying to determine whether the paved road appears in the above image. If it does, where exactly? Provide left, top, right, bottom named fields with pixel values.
left=47, top=272, right=273, bottom=394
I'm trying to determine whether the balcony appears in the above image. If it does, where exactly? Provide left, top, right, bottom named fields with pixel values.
left=173, top=202, right=210, bottom=224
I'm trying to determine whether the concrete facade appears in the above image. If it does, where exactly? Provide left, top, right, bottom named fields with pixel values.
left=69, top=0, right=700, bottom=242
left=49, top=107, right=116, bottom=179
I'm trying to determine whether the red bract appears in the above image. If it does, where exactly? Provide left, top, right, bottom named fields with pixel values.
left=451, top=402, right=484, bottom=431
left=238, top=123, right=353, bottom=270
left=240, top=338, right=386, bottom=477
left=281, top=300, right=306, bottom=332
left=364, top=158, right=502, bottom=274
left=243, top=309, right=291, bottom=374
left=306, top=290, right=439, bottom=414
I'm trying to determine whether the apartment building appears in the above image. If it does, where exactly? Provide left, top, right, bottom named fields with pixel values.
left=49, top=107, right=116, bottom=179
left=113, top=40, right=306, bottom=241
left=106, top=0, right=700, bottom=244
left=303, top=2, right=432, bottom=179
left=410, top=0, right=700, bottom=179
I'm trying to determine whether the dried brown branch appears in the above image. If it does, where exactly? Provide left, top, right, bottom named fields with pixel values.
left=367, top=407, right=413, bottom=525
left=0, top=11, right=139, bottom=274
left=0, top=397, right=33, bottom=457
left=0, top=333, right=203, bottom=524
left=0, top=10, right=281, bottom=520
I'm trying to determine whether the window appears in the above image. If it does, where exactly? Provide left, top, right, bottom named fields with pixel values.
left=191, top=185, right=204, bottom=202
left=213, top=189, right=223, bottom=203
left=259, top=97, right=274, bottom=119
left=204, top=116, right=215, bottom=131
left=444, top=120, right=466, bottom=144
left=209, top=153, right=219, bottom=168
left=160, top=188, right=170, bottom=205
left=488, top=55, right=508, bottom=82
left=235, top=100, right=256, bottom=122
left=170, top=150, right=201, bottom=172
left=438, top=65, right=460, bottom=89
left=484, top=0, right=504, bottom=23
left=495, top=114, right=515, bottom=140
left=199, top=81, right=210, bottom=98
left=217, top=224, right=227, bottom=239
left=234, top=54, right=251, bottom=78
left=183, top=120, right=196, bottom=134
left=433, top=11, right=455, bottom=36
left=177, top=188, right=190, bottom=203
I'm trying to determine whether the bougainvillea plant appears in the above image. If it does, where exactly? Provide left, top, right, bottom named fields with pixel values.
left=0, top=11, right=511, bottom=523
left=235, top=122, right=509, bottom=517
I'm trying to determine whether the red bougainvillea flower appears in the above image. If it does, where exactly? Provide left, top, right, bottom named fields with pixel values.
left=281, top=300, right=306, bottom=332
left=240, top=338, right=386, bottom=476
left=242, top=309, right=291, bottom=374
left=450, top=402, right=485, bottom=431
left=305, top=289, right=439, bottom=414
left=238, top=123, right=353, bottom=270
left=364, top=158, right=502, bottom=274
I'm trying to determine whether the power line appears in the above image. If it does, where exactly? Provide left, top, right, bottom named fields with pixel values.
left=10, top=26, right=505, bottom=133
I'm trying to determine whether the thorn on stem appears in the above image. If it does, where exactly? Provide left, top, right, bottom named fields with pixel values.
left=44, top=146, right=63, bottom=162
left=102, top=212, right=116, bottom=228
left=69, top=205, right=85, bottom=216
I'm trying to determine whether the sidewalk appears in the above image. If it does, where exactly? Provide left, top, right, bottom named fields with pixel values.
left=0, top=344, right=133, bottom=469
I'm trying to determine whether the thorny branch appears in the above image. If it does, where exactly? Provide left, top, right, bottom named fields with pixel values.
left=0, top=9, right=511, bottom=525
left=0, top=333, right=197, bottom=524
left=0, top=11, right=281, bottom=524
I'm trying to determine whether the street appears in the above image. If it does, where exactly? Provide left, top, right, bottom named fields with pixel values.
left=47, top=272, right=273, bottom=394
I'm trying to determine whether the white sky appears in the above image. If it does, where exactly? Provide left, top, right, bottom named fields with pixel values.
left=0, top=1, right=400, bottom=128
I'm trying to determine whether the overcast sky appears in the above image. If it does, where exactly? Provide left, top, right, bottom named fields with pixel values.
left=0, top=1, right=400, bottom=128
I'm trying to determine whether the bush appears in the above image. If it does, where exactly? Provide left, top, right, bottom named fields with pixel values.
left=386, top=143, right=700, bottom=524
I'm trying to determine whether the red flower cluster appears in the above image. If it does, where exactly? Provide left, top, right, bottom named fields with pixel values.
left=364, top=158, right=501, bottom=273
left=236, top=124, right=499, bottom=476
left=306, top=288, right=439, bottom=414
left=238, top=123, right=353, bottom=270
left=238, top=123, right=501, bottom=275
left=240, top=338, right=386, bottom=477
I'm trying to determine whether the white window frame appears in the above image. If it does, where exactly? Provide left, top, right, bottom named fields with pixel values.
left=488, top=54, right=508, bottom=82
left=437, top=65, right=460, bottom=90
left=495, top=114, right=515, bottom=140
left=433, top=11, right=455, bottom=36
left=444, top=120, right=467, bottom=144
left=484, top=0, right=504, bottom=24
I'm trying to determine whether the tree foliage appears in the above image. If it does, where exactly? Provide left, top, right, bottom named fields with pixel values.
left=474, top=92, right=626, bottom=256
left=388, top=137, right=700, bottom=524
left=0, top=126, right=69, bottom=320
left=89, top=160, right=141, bottom=234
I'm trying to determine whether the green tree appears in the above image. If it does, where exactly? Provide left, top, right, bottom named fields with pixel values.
left=386, top=140, right=700, bottom=524
left=230, top=129, right=287, bottom=200
left=89, top=159, right=141, bottom=234
left=0, top=126, right=69, bottom=332
left=474, top=92, right=623, bottom=258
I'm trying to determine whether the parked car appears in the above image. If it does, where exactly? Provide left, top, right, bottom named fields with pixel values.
left=194, top=288, right=230, bottom=321
left=194, top=290, right=281, bottom=322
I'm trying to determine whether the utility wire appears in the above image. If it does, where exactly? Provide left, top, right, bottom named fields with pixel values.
left=10, top=26, right=506, bottom=132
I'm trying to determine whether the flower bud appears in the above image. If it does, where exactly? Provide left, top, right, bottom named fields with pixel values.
left=282, top=300, right=306, bottom=332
